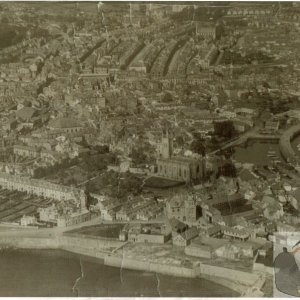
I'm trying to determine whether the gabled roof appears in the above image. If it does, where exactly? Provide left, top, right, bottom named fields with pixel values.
left=168, top=217, right=187, bottom=232
left=205, top=225, right=222, bottom=236
left=180, top=226, right=199, bottom=241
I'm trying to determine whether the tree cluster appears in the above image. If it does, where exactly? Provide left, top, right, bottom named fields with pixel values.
left=86, top=170, right=143, bottom=199
left=214, top=120, right=237, bottom=140
left=80, top=152, right=118, bottom=173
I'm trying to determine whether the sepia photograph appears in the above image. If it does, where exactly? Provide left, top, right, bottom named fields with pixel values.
left=0, top=0, right=299, bottom=297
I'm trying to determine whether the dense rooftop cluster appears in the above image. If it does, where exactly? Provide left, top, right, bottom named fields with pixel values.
left=1, top=2, right=300, bottom=296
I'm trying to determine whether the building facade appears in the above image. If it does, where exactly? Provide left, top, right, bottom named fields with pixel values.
left=0, top=172, right=86, bottom=206
left=166, top=193, right=197, bottom=223
left=57, top=209, right=91, bottom=227
left=196, top=22, right=222, bottom=40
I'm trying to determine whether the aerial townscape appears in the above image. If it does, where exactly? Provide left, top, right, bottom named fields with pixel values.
left=1, top=1, right=300, bottom=297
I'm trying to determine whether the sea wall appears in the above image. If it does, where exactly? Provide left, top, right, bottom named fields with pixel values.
left=199, top=273, right=248, bottom=295
left=149, top=261, right=195, bottom=278
left=104, top=255, right=195, bottom=278
left=196, top=263, right=259, bottom=286
left=103, top=254, right=260, bottom=290
left=0, top=233, right=124, bottom=260
left=58, top=235, right=124, bottom=259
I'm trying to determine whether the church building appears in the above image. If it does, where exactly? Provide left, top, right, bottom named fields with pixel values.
left=156, top=130, right=205, bottom=183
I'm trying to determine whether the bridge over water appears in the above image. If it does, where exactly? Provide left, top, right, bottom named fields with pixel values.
left=209, top=131, right=280, bottom=155
left=210, top=124, right=300, bottom=171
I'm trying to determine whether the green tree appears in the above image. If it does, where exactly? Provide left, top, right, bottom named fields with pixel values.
left=85, top=189, right=97, bottom=209
left=130, top=147, right=148, bottom=165
left=190, top=139, right=206, bottom=156
left=214, top=120, right=236, bottom=140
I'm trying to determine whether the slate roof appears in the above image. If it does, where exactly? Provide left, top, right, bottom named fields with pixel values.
left=180, top=226, right=199, bottom=241
left=169, top=217, right=187, bottom=232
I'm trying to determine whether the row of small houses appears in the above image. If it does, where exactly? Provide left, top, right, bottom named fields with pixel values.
left=226, top=7, right=274, bottom=16
left=92, top=193, right=164, bottom=222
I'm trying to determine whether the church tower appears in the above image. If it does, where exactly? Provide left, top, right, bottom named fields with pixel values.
left=160, top=129, right=173, bottom=159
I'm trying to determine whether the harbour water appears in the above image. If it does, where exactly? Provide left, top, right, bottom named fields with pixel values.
left=0, top=249, right=238, bottom=297
left=233, top=141, right=282, bottom=165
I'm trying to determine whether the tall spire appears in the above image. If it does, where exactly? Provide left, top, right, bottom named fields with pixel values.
left=160, top=127, right=173, bottom=159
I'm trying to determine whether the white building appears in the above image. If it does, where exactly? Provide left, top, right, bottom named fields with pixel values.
left=20, top=215, right=37, bottom=226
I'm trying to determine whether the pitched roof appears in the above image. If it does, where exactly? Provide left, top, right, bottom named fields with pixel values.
left=205, top=225, right=222, bottom=236
left=180, top=227, right=199, bottom=241
left=168, top=217, right=187, bottom=232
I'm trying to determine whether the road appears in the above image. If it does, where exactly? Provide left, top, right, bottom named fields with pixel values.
left=0, top=215, right=166, bottom=239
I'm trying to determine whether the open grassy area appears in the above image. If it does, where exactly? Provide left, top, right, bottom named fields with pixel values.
left=145, top=176, right=184, bottom=189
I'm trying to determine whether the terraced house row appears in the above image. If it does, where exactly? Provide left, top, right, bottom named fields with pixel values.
left=0, top=172, right=86, bottom=205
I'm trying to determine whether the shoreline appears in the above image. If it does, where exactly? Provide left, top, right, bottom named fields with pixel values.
left=0, top=233, right=266, bottom=296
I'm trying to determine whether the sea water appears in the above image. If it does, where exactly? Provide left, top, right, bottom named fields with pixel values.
left=0, top=248, right=238, bottom=297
